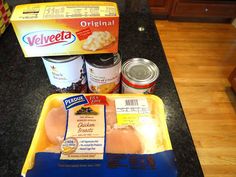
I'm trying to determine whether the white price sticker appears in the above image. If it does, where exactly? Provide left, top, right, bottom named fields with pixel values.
left=115, top=98, right=150, bottom=114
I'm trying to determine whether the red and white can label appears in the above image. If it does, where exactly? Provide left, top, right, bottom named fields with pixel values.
left=121, top=80, right=156, bottom=94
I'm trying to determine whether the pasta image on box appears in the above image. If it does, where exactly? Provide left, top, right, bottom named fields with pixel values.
left=21, top=94, right=177, bottom=177
left=10, top=1, right=119, bottom=57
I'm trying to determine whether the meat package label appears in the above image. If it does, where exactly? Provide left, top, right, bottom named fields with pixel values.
left=115, top=98, right=151, bottom=125
left=61, top=95, right=106, bottom=160
left=26, top=152, right=177, bottom=177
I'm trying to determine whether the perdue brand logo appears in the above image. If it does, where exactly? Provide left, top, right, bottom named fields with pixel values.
left=63, top=95, right=88, bottom=110
left=22, top=30, right=76, bottom=47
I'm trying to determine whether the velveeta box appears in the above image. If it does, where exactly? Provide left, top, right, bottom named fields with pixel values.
left=10, top=1, right=119, bottom=57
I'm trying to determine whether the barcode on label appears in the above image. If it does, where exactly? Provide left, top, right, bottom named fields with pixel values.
left=115, top=98, right=150, bottom=115
left=125, top=99, right=139, bottom=106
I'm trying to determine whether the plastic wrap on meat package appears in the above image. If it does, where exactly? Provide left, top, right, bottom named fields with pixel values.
left=21, top=94, right=178, bottom=177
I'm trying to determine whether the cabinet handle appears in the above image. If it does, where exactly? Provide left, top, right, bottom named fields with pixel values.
left=205, top=8, right=209, bottom=12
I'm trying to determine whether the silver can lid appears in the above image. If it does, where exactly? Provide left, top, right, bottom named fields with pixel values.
left=85, top=53, right=121, bottom=68
left=122, top=58, right=159, bottom=85
left=42, top=55, right=82, bottom=63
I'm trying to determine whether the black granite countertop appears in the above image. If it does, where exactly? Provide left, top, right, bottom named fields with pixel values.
left=0, top=1, right=204, bottom=177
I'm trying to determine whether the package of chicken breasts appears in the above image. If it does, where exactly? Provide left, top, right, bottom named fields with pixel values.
left=21, top=94, right=177, bottom=177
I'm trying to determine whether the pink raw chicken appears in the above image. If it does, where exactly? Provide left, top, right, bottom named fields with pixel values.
left=44, top=98, right=163, bottom=154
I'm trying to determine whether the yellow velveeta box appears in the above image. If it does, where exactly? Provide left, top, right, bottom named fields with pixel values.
left=10, top=1, right=119, bottom=57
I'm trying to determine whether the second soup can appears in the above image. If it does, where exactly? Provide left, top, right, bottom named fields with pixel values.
left=85, top=53, right=121, bottom=93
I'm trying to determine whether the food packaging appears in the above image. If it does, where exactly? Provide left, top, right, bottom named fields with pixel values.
left=10, top=1, right=119, bottom=57
left=85, top=53, right=121, bottom=93
left=121, top=58, right=159, bottom=94
left=0, top=0, right=11, bottom=36
left=42, top=55, right=87, bottom=93
left=21, top=94, right=177, bottom=177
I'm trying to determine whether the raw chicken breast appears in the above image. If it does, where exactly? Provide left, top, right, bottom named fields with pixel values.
left=44, top=97, right=163, bottom=154
left=44, top=106, right=66, bottom=145
left=106, top=125, right=143, bottom=154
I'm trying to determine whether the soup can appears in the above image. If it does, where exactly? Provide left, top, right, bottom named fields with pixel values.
left=85, top=53, right=121, bottom=93
left=121, top=58, right=159, bottom=94
left=42, top=55, right=87, bottom=93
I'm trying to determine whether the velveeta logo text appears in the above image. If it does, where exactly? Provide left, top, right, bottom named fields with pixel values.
left=22, top=30, right=76, bottom=47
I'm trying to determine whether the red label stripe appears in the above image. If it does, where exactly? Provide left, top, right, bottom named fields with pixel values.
left=121, top=75, right=156, bottom=89
left=85, top=95, right=108, bottom=106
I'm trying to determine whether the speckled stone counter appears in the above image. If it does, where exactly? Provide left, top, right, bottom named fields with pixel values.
left=0, top=1, right=204, bottom=177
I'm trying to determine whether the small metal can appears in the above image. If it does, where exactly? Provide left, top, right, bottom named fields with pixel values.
left=42, top=55, right=87, bottom=93
left=85, top=53, right=121, bottom=93
left=121, top=58, right=159, bottom=94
